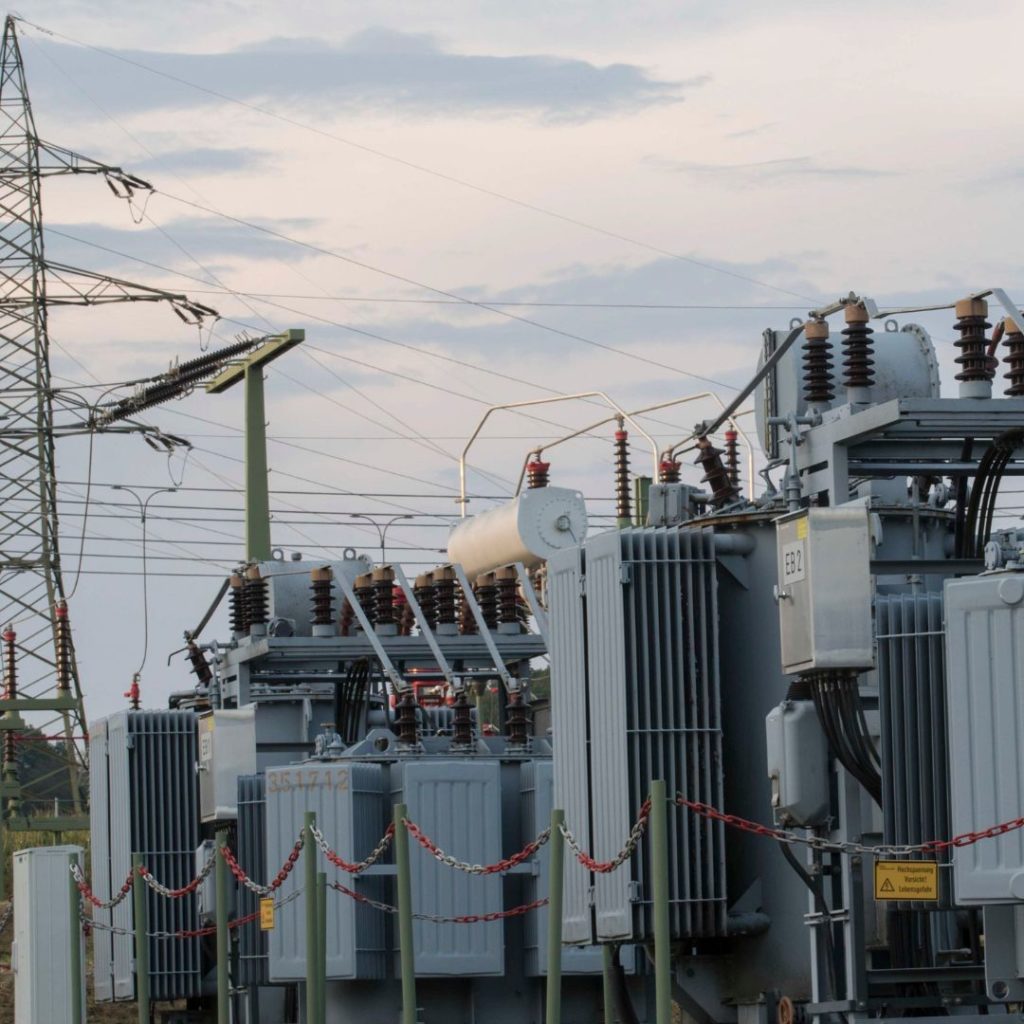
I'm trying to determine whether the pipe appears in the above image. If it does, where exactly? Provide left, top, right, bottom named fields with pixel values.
left=216, top=830, right=230, bottom=1024
left=546, top=808, right=566, bottom=1024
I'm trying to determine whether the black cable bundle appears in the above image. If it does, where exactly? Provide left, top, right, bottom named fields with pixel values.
left=961, top=428, right=1024, bottom=558
left=333, top=658, right=370, bottom=744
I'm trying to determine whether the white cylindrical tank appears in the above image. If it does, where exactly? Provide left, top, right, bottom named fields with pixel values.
left=447, top=487, right=587, bottom=578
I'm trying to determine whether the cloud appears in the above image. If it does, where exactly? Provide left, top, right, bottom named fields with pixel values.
left=724, top=122, right=779, bottom=140
left=30, top=28, right=702, bottom=122
left=134, top=146, right=271, bottom=176
left=657, top=156, right=898, bottom=182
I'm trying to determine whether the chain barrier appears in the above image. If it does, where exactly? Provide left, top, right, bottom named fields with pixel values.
left=329, top=879, right=549, bottom=924
left=401, top=819, right=550, bottom=875
left=310, top=823, right=394, bottom=875
left=71, top=863, right=134, bottom=909
left=676, top=795, right=1024, bottom=857
left=221, top=834, right=305, bottom=896
left=558, top=798, right=651, bottom=874
left=139, top=852, right=216, bottom=899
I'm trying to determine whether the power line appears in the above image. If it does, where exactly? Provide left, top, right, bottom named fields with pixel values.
left=16, top=15, right=819, bottom=304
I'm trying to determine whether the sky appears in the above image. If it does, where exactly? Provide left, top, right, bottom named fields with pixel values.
left=5, top=0, right=1024, bottom=721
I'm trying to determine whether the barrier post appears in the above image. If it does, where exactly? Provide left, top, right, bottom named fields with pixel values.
left=650, top=780, right=671, bottom=1024
left=131, top=853, right=150, bottom=1024
left=215, top=830, right=230, bottom=1024
left=316, top=870, right=327, bottom=1022
left=545, top=808, right=565, bottom=1024
left=394, top=802, right=417, bottom=1024
left=304, top=811, right=318, bottom=1024
left=602, top=943, right=616, bottom=1024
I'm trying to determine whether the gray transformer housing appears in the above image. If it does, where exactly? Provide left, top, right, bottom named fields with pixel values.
left=945, top=569, right=1024, bottom=904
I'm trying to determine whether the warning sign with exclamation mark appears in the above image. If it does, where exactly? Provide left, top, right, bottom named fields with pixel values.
left=873, top=861, right=938, bottom=901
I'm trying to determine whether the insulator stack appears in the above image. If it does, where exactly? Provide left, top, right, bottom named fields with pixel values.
left=451, top=691, right=473, bottom=747
left=476, top=572, right=498, bottom=629
left=372, top=567, right=395, bottom=630
left=186, top=640, right=213, bottom=687
left=613, top=426, right=632, bottom=526
left=724, top=429, right=740, bottom=491
left=54, top=601, right=71, bottom=692
left=339, top=599, right=354, bottom=638
left=354, top=573, right=376, bottom=628
left=1004, top=315, right=1024, bottom=396
left=841, top=304, right=875, bottom=393
left=658, top=457, right=680, bottom=484
left=2, top=626, right=16, bottom=768
left=526, top=458, right=550, bottom=489
left=229, top=573, right=248, bottom=634
left=459, top=582, right=478, bottom=635
left=310, top=567, right=334, bottom=627
left=395, top=691, right=418, bottom=746
left=495, top=567, right=521, bottom=632
left=695, top=436, right=739, bottom=509
left=244, top=566, right=268, bottom=629
left=953, top=297, right=992, bottom=393
left=505, top=690, right=529, bottom=747
left=414, top=573, right=436, bottom=631
left=802, top=319, right=834, bottom=404
left=433, top=568, right=457, bottom=632
left=396, top=587, right=413, bottom=636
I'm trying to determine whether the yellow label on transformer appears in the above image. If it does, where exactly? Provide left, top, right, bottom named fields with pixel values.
left=874, top=860, right=938, bottom=901
left=796, top=518, right=809, bottom=540
left=259, top=898, right=275, bottom=930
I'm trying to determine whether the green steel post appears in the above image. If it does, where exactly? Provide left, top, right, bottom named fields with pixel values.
left=0, top=819, right=5, bottom=903
left=602, top=944, right=616, bottom=1024
left=650, top=780, right=671, bottom=1024
left=633, top=475, right=651, bottom=527
left=68, top=851, right=83, bottom=1024
left=244, top=364, right=272, bottom=561
left=393, top=802, right=417, bottom=1024
left=316, top=871, right=327, bottom=1024
left=545, top=808, right=565, bottom=1024
left=215, top=830, right=230, bottom=1024
left=131, top=853, right=150, bottom=1024
left=304, top=811, right=318, bottom=1024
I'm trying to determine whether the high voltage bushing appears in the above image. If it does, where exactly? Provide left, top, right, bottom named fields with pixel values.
left=841, top=303, right=875, bottom=393
left=54, top=600, right=71, bottom=692
left=459, top=582, right=478, bottom=636
left=451, top=691, right=473, bottom=748
left=476, top=572, right=498, bottom=629
left=953, top=296, right=993, bottom=395
left=354, top=572, right=376, bottom=629
left=505, top=690, right=529, bottom=747
left=2, top=626, right=17, bottom=770
left=613, top=426, right=632, bottom=525
left=1004, top=314, right=1024, bottom=396
left=433, top=567, right=457, bottom=634
left=414, top=572, right=436, bottom=630
left=228, top=573, right=248, bottom=635
left=372, top=567, right=396, bottom=633
left=802, top=319, right=835, bottom=404
left=526, top=458, right=550, bottom=489
left=186, top=639, right=213, bottom=687
left=339, top=598, right=354, bottom=638
left=495, top=566, right=522, bottom=632
left=695, top=436, right=739, bottom=509
left=395, top=691, right=419, bottom=746
left=724, top=429, right=740, bottom=491
left=310, top=566, right=335, bottom=637
left=244, top=565, right=268, bottom=632
left=658, top=456, right=681, bottom=484
left=397, top=588, right=414, bottom=636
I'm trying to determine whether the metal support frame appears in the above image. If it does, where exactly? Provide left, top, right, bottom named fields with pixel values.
left=392, top=565, right=455, bottom=686
left=331, top=571, right=407, bottom=694
left=452, top=564, right=514, bottom=690
left=514, top=562, right=549, bottom=645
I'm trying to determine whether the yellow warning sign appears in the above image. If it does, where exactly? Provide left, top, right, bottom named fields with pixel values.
left=259, top=898, right=276, bottom=931
left=874, top=860, right=939, bottom=901
left=796, top=517, right=808, bottom=540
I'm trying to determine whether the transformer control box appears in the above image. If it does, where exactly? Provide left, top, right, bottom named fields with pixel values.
left=198, top=706, right=257, bottom=822
left=765, top=699, right=829, bottom=826
left=775, top=507, right=874, bottom=674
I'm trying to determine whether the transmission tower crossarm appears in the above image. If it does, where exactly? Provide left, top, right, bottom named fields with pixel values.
left=30, top=139, right=152, bottom=195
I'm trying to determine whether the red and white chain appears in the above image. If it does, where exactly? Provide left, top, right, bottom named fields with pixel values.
left=309, top=823, right=394, bottom=875
left=221, top=834, right=305, bottom=896
left=329, top=879, right=549, bottom=923
left=71, top=863, right=134, bottom=909
left=676, top=795, right=1024, bottom=857
left=401, top=818, right=551, bottom=875
left=139, top=852, right=216, bottom=899
left=558, top=798, right=651, bottom=874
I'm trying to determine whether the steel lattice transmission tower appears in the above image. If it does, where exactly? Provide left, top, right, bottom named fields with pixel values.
left=0, top=16, right=217, bottom=817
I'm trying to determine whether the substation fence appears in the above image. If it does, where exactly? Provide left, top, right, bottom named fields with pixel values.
left=63, top=790, right=1024, bottom=1024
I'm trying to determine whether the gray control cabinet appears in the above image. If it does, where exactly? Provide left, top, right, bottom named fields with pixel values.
left=945, top=570, right=1024, bottom=903
left=198, top=706, right=256, bottom=822
left=775, top=507, right=874, bottom=674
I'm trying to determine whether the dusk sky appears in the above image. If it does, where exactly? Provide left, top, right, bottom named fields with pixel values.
left=8, top=0, right=1023, bottom=718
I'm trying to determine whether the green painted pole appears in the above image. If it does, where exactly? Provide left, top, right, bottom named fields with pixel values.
left=602, top=944, right=616, bottom=1024
left=650, top=780, right=671, bottom=1024
left=545, top=807, right=565, bottom=1024
left=394, top=802, right=417, bottom=1024
left=316, top=871, right=328, bottom=1024
left=215, top=830, right=230, bottom=1024
left=304, top=811, right=318, bottom=1024
left=244, top=364, right=272, bottom=561
left=131, top=852, right=150, bottom=1024
left=68, top=851, right=83, bottom=1024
